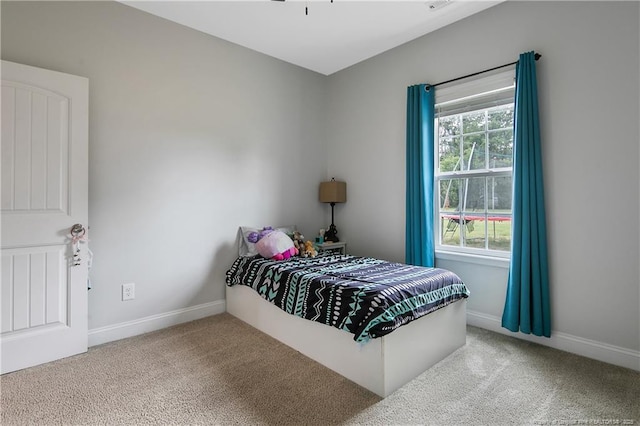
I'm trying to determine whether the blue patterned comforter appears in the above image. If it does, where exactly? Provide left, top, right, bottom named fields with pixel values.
left=225, top=253, right=469, bottom=342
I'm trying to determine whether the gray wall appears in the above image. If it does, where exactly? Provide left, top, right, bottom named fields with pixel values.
left=327, top=1, right=640, bottom=355
left=1, top=1, right=328, bottom=330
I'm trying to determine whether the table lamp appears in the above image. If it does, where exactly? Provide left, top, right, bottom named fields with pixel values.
left=319, top=178, right=347, bottom=242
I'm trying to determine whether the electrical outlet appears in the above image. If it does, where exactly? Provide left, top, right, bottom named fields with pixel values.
left=122, top=283, right=135, bottom=301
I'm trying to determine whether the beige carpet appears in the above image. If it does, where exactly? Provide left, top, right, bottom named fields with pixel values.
left=1, top=313, right=638, bottom=425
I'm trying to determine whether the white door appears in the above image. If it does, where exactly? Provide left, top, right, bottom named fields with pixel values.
left=1, top=60, right=89, bottom=374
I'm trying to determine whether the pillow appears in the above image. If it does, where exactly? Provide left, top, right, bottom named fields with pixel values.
left=238, top=225, right=297, bottom=257
left=238, top=226, right=260, bottom=257
left=275, top=225, right=297, bottom=238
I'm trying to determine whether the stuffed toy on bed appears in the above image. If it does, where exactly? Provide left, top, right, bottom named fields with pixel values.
left=247, top=227, right=298, bottom=261
left=291, top=231, right=305, bottom=254
left=301, top=240, right=317, bottom=258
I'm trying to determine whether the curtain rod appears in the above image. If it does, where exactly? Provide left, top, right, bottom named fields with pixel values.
left=425, top=52, right=541, bottom=91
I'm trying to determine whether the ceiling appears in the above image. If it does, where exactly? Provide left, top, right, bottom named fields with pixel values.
left=122, top=0, right=503, bottom=76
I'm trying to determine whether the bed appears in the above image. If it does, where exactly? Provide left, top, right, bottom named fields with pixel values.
left=225, top=230, right=469, bottom=397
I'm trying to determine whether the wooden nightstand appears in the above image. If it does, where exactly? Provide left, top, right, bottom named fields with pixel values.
left=317, top=241, right=347, bottom=255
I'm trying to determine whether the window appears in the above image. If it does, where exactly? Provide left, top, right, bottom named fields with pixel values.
left=434, top=71, right=515, bottom=257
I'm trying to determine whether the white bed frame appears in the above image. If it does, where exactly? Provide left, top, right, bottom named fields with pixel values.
left=226, top=284, right=467, bottom=397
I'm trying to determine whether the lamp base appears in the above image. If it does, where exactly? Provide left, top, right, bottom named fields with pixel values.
left=324, top=224, right=339, bottom=242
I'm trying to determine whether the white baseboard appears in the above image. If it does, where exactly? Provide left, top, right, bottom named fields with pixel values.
left=467, top=310, right=640, bottom=372
left=87, top=303, right=638, bottom=371
left=88, top=300, right=226, bottom=347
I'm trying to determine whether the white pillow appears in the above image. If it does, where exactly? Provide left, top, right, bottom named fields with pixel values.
left=275, top=225, right=297, bottom=237
left=238, top=225, right=297, bottom=257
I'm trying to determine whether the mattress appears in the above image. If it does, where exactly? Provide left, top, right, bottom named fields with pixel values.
left=225, top=253, right=469, bottom=342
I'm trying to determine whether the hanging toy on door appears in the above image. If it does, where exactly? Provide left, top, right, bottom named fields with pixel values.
left=69, top=224, right=88, bottom=266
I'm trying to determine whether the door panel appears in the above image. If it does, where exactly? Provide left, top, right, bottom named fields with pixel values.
left=1, top=60, right=88, bottom=374
left=1, top=246, right=67, bottom=333
left=2, top=83, right=69, bottom=214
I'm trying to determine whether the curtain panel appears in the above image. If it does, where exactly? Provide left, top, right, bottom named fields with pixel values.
left=501, top=51, right=551, bottom=337
left=405, top=84, right=435, bottom=267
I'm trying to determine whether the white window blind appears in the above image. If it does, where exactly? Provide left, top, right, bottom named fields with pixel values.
left=435, top=69, right=515, bottom=117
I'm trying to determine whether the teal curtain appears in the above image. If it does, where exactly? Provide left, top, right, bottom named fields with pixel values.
left=405, top=84, right=435, bottom=267
left=502, top=52, right=551, bottom=337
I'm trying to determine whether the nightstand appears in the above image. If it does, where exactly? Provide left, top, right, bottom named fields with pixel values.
left=317, top=241, right=347, bottom=255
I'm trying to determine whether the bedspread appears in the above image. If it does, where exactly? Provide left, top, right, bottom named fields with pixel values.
left=225, top=253, right=469, bottom=342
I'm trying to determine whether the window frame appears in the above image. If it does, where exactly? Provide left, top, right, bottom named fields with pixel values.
left=433, top=70, right=516, bottom=259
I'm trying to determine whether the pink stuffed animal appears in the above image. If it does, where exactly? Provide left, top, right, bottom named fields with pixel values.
left=249, top=227, right=298, bottom=261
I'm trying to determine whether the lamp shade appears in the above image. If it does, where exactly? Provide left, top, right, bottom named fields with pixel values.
left=319, top=180, right=347, bottom=203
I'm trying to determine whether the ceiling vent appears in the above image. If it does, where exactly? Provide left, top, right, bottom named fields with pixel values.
left=427, top=0, right=453, bottom=11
